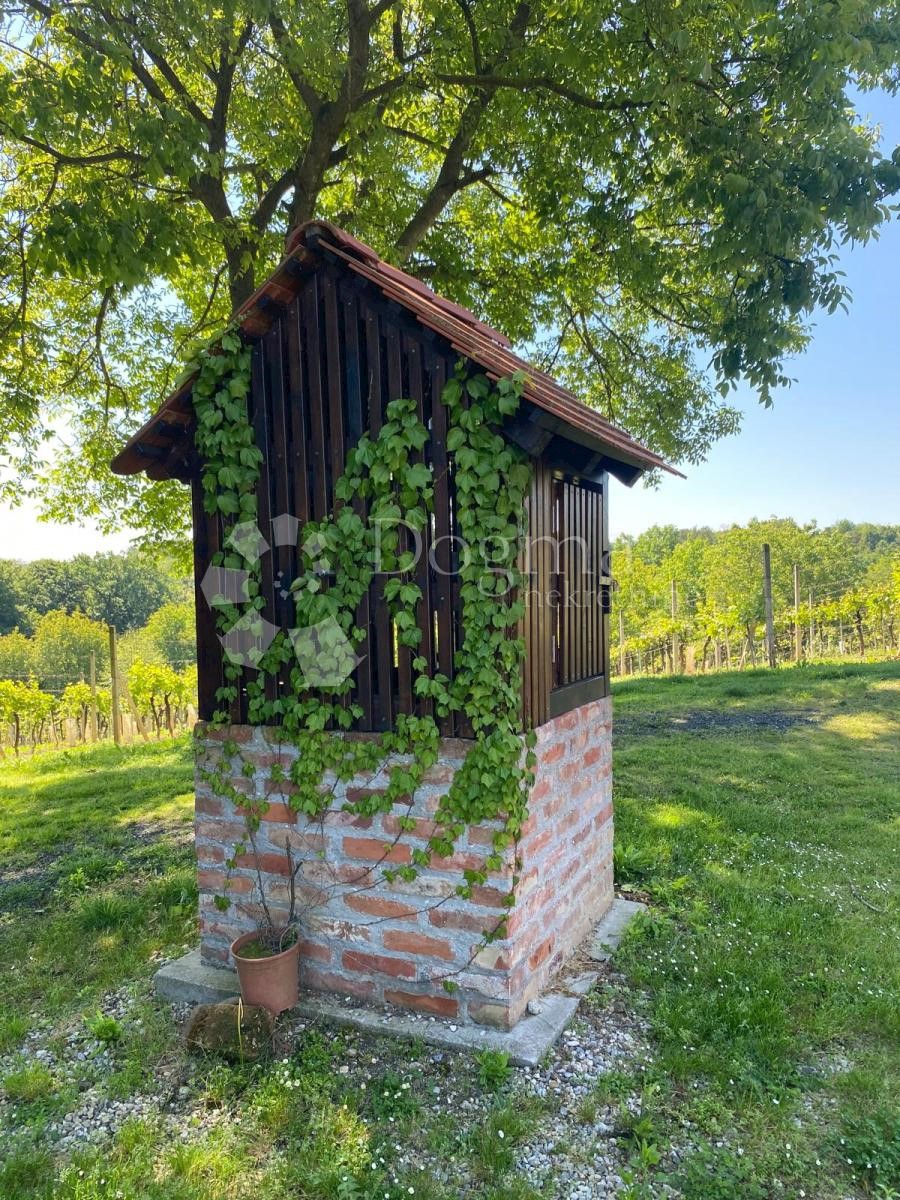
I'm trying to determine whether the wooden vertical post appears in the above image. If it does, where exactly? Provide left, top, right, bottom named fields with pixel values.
left=793, top=564, right=802, bottom=663
left=808, top=591, right=815, bottom=659
left=107, top=625, right=121, bottom=746
left=618, top=608, right=625, bottom=676
left=670, top=579, right=679, bottom=674
left=762, top=544, right=777, bottom=668
left=89, top=650, right=99, bottom=741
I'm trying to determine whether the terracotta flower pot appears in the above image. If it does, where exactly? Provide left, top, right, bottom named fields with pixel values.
left=230, top=929, right=301, bottom=1016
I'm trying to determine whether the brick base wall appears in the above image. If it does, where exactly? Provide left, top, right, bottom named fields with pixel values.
left=194, top=696, right=612, bottom=1027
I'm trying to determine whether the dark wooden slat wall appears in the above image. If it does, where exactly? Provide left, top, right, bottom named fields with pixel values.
left=191, top=273, right=610, bottom=731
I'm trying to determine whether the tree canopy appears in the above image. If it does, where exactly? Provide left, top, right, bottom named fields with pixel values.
left=1, top=1, right=898, bottom=545
left=0, top=548, right=186, bottom=634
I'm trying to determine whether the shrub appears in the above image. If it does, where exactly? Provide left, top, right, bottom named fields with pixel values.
left=85, top=1011, right=123, bottom=1044
left=476, top=1049, right=511, bottom=1092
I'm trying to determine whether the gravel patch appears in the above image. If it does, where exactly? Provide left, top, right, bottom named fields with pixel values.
left=615, top=708, right=820, bottom=738
left=3, top=964, right=671, bottom=1197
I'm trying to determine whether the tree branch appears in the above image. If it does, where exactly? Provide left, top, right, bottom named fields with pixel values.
left=436, top=73, right=654, bottom=113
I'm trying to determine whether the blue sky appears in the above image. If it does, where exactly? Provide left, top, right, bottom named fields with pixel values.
left=2, top=88, right=898, bottom=558
left=610, top=86, right=900, bottom=538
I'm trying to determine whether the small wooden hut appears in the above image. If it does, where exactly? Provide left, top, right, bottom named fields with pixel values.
left=112, top=220, right=675, bottom=1027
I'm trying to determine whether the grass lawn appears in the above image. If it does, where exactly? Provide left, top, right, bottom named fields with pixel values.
left=613, top=661, right=900, bottom=1197
left=0, top=662, right=897, bottom=1199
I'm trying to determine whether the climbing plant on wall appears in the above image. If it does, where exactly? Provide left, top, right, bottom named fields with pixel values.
left=190, top=329, right=535, bottom=953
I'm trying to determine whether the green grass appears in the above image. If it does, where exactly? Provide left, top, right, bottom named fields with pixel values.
left=2, top=663, right=897, bottom=1199
left=612, top=659, right=900, bottom=1196
left=0, top=737, right=196, bottom=1048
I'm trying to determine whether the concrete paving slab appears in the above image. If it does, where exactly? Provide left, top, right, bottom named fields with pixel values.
left=154, top=896, right=645, bottom=1066
left=155, top=950, right=577, bottom=1066
left=585, top=897, right=647, bottom=962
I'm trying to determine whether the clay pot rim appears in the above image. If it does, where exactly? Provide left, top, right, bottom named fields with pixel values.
left=230, top=928, right=301, bottom=963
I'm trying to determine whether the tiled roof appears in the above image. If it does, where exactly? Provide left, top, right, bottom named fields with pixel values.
left=111, top=220, right=680, bottom=480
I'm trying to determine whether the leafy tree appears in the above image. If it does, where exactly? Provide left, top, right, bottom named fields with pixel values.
left=0, top=630, right=35, bottom=681
left=1, top=1, right=898, bottom=545
left=12, top=550, right=180, bottom=632
left=0, top=562, right=22, bottom=634
left=31, top=610, right=108, bottom=690
left=143, top=602, right=196, bottom=669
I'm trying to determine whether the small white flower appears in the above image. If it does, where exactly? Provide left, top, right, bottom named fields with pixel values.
left=498, top=1130, right=505, bottom=1139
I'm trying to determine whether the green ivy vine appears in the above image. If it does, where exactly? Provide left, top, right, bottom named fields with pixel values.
left=191, top=328, right=536, bottom=952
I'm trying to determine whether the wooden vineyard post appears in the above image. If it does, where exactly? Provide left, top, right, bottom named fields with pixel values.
left=123, top=682, right=150, bottom=742
left=107, top=625, right=122, bottom=746
left=809, top=591, right=815, bottom=659
left=89, top=650, right=99, bottom=741
left=793, top=564, right=802, bottom=662
left=618, top=608, right=625, bottom=676
left=762, top=543, right=777, bottom=669
left=670, top=579, right=679, bottom=673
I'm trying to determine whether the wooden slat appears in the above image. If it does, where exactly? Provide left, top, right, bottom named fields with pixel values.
left=343, top=286, right=373, bottom=727
left=302, top=275, right=328, bottom=519
left=285, top=297, right=310, bottom=528
left=429, top=354, right=454, bottom=735
left=191, top=478, right=222, bottom=720
left=385, top=327, right=412, bottom=716
left=250, top=341, right=278, bottom=707
left=585, top=482, right=592, bottom=681
left=407, top=334, right=433, bottom=715
left=322, top=271, right=345, bottom=509
left=600, top=471, right=611, bottom=697
left=364, top=304, right=393, bottom=730
left=265, top=323, right=293, bottom=637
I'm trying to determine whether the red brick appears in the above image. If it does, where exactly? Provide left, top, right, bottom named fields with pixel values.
left=345, top=787, right=387, bottom=807
left=466, top=824, right=503, bottom=847
left=233, top=851, right=291, bottom=876
left=302, top=967, right=375, bottom=1000
left=196, top=844, right=225, bottom=865
left=382, top=815, right=437, bottom=840
left=298, top=939, right=332, bottom=964
left=342, top=837, right=411, bottom=864
left=583, top=744, right=605, bottom=768
left=594, top=802, right=613, bottom=828
left=384, top=989, right=458, bottom=1018
left=249, top=801, right=297, bottom=823
left=342, top=950, right=416, bottom=979
left=529, top=777, right=551, bottom=804
left=195, top=795, right=225, bottom=816
left=383, top=930, right=455, bottom=961
left=528, top=935, right=554, bottom=971
left=203, top=725, right=253, bottom=743
left=197, top=869, right=253, bottom=893
left=279, top=830, right=325, bottom=855
left=344, top=893, right=418, bottom=921
left=421, top=763, right=455, bottom=786
left=521, top=827, right=553, bottom=858
left=302, top=859, right=370, bottom=887
left=541, top=741, right=565, bottom=764
left=324, top=810, right=374, bottom=829
left=196, top=819, right=247, bottom=843
left=429, top=908, right=490, bottom=933
left=468, top=884, right=510, bottom=909
left=264, top=779, right=298, bottom=797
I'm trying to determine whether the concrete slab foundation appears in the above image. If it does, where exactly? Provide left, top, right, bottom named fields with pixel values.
left=155, top=897, right=646, bottom=1068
